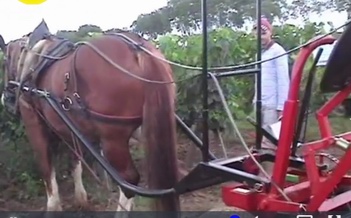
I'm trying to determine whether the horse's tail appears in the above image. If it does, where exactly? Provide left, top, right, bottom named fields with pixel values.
left=140, top=48, right=180, bottom=212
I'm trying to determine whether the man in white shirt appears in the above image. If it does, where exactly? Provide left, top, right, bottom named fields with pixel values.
left=253, top=17, right=291, bottom=150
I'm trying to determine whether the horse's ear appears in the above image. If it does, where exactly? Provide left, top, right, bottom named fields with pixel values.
left=0, top=34, right=6, bottom=52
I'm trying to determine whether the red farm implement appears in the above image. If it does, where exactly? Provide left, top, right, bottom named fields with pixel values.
left=222, top=29, right=351, bottom=212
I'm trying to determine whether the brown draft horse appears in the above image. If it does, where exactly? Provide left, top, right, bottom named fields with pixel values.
left=0, top=20, right=180, bottom=212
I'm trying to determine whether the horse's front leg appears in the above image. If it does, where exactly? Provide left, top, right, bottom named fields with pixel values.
left=19, top=97, right=62, bottom=211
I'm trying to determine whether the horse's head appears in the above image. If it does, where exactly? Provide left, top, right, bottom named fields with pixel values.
left=0, top=35, right=29, bottom=86
left=0, top=34, right=29, bottom=106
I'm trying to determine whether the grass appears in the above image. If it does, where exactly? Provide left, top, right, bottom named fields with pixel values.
left=303, top=116, right=351, bottom=141
left=229, top=115, right=351, bottom=142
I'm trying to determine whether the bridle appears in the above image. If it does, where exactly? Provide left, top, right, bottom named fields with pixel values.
left=1, top=37, right=28, bottom=93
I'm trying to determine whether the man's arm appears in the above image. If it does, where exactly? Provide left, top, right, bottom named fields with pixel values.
left=275, top=47, right=290, bottom=112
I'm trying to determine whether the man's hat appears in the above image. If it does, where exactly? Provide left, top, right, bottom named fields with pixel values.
left=253, top=16, right=273, bottom=32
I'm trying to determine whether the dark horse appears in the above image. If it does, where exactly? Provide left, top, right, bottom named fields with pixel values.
left=0, top=20, right=179, bottom=212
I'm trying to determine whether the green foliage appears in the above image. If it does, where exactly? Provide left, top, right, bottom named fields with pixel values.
left=56, top=24, right=103, bottom=42
left=0, top=53, right=24, bottom=143
left=289, top=0, right=351, bottom=20
left=0, top=56, right=42, bottom=200
left=155, top=22, right=329, bottom=130
left=131, top=0, right=290, bottom=37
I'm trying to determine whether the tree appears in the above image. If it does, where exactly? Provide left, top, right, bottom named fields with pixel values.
left=130, top=7, right=172, bottom=38
left=130, top=0, right=290, bottom=36
left=56, top=30, right=81, bottom=42
left=289, top=0, right=351, bottom=20
left=77, top=24, right=102, bottom=37
left=56, top=24, right=103, bottom=42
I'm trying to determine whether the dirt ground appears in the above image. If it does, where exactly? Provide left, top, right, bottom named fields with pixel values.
left=0, top=130, right=252, bottom=212
left=0, top=124, right=345, bottom=212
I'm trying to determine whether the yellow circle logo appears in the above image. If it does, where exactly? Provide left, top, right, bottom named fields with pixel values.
left=18, top=0, right=47, bottom=5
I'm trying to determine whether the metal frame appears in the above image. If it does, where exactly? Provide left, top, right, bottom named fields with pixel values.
left=198, top=0, right=351, bottom=212
left=199, top=0, right=263, bottom=162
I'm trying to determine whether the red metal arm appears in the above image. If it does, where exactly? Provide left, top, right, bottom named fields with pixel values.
left=270, top=35, right=336, bottom=197
left=316, top=85, right=351, bottom=138
left=303, top=84, right=351, bottom=210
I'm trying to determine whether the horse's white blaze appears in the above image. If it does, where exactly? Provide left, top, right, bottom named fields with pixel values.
left=72, top=161, right=88, bottom=206
left=116, top=186, right=134, bottom=212
left=45, top=169, right=62, bottom=211
left=0, top=94, right=5, bottom=106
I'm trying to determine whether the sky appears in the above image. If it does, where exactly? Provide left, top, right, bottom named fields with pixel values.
left=0, top=0, right=168, bottom=42
left=0, top=0, right=348, bottom=43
